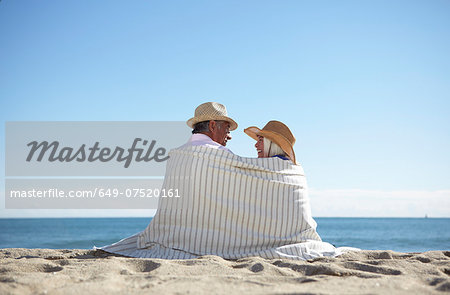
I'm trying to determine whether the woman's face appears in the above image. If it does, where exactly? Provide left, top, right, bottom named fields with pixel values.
left=255, top=135, right=265, bottom=158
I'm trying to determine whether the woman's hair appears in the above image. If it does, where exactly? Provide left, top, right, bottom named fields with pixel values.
left=263, top=137, right=287, bottom=158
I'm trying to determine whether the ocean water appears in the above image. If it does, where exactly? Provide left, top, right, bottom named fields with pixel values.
left=0, top=217, right=448, bottom=253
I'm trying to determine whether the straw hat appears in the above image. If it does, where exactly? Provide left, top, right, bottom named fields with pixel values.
left=187, top=102, right=238, bottom=131
left=244, top=120, right=296, bottom=164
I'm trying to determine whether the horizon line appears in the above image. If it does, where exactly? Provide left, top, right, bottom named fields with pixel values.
left=0, top=216, right=448, bottom=219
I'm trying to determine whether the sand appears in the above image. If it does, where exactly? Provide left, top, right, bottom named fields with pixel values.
left=0, top=249, right=449, bottom=294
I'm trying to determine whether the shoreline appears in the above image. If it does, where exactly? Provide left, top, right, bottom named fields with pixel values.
left=0, top=248, right=449, bottom=294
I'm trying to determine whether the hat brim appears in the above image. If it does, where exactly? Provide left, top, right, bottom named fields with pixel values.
left=244, top=126, right=297, bottom=165
left=187, top=115, right=238, bottom=131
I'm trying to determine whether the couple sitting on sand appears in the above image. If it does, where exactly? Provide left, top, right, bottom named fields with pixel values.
left=99, top=102, right=356, bottom=260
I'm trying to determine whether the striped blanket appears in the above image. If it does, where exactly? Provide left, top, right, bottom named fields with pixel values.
left=99, top=146, right=346, bottom=260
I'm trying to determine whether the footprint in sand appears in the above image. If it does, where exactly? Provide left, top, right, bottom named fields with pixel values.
left=342, top=261, right=402, bottom=275
left=121, top=260, right=161, bottom=273
left=39, top=264, right=64, bottom=273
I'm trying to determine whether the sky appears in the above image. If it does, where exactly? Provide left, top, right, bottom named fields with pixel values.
left=0, top=0, right=449, bottom=217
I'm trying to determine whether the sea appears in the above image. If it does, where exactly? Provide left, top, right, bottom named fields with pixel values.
left=0, top=217, right=449, bottom=253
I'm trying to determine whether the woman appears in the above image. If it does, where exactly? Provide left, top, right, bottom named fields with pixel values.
left=244, top=120, right=297, bottom=164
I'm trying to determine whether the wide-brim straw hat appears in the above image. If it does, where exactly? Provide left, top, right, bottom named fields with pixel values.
left=187, top=102, right=238, bottom=131
left=244, top=120, right=297, bottom=164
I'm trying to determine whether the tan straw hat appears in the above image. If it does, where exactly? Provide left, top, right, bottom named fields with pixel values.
left=244, top=120, right=297, bottom=164
left=187, top=102, right=238, bottom=131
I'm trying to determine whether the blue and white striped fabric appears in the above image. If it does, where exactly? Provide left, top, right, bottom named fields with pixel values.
left=98, top=146, right=348, bottom=260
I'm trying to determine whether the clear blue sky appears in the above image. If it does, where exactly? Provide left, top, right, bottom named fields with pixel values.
left=1, top=0, right=449, bottom=217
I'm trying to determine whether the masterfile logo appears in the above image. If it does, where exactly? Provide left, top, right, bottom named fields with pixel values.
left=6, top=121, right=189, bottom=176
left=5, top=121, right=189, bottom=209
left=26, top=138, right=170, bottom=168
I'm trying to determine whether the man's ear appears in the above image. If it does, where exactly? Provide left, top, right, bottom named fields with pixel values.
left=208, top=120, right=216, bottom=132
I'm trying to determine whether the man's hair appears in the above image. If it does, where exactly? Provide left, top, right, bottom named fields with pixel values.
left=263, top=137, right=287, bottom=158
left=192, top=121, right=211, bottom=134
left=192, top=120, right=228, bottom=134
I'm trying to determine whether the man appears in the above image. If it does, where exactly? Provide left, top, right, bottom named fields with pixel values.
left=183, top=102, right=238, bottom=152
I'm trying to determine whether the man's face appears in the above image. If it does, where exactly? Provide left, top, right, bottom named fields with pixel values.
left=210, top=121, right=232, bottom=146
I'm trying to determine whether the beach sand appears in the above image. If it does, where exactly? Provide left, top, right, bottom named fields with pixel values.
left=0, top=249, right=449, bottom=294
